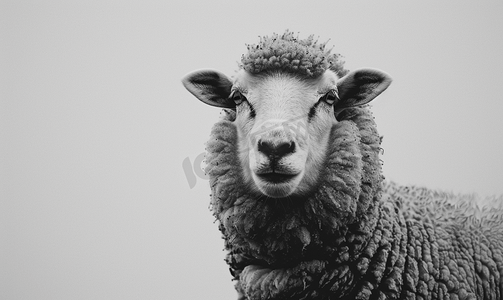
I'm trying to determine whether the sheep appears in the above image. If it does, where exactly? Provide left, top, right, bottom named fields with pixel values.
left=182, top=31, right=503, bottom=300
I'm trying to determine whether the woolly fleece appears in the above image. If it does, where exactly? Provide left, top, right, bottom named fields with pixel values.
left=206, top=107, right=503, bottom=300
left=201, top=32, right=503, bottom=300
left=240, top=30, right=348, bottom=78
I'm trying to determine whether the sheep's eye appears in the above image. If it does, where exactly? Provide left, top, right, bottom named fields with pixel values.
left=230, top=90, right=246, bottom=105
left=320, top=89, right=339, bottom=105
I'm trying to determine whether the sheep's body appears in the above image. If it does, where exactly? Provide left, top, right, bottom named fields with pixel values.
left=183, top=31, right=503, bottom=299
left=206, top=107, right=503, bottom=300
left=381, top=182, right=503, bottom=300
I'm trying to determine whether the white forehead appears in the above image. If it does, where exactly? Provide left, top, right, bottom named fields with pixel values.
left=233, top=69, right=339, bottom=119
left=232, top=69, right=339, bottom=95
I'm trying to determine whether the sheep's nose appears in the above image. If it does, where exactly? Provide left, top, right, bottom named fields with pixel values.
left=258, top=139, right=295, bottom=158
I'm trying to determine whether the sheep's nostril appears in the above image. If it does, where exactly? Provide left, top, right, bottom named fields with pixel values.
left=276, top=141, right=295, bottom=156
left=258, top=140, right=273, bottom=156
left=258, top=140, right=295, bottom=158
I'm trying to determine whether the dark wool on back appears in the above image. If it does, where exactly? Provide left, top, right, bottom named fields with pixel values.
left=206, top=108, right=503, bottom=300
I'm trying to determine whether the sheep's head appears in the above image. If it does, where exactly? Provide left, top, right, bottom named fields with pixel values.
left=183, top=32, right=391, bottom=199
left=183, top=32, right=393, bottom=298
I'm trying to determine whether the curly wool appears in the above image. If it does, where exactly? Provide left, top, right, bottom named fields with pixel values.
left=205, top=107, right=503, bottom=300
left=240, top=30, right=348, bottom=78
left=382, top=182, right=503, bottom=300
left=205, top=107, right=384, bottom=299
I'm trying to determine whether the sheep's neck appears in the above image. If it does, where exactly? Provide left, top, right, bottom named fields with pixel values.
left=228, top=198, right=408, bottom=299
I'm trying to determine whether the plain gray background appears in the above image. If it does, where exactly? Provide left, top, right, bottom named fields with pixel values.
left=2, top=1, right=503, bottom=299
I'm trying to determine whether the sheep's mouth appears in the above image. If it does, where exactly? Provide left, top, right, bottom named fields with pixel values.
left=257, top=172, right=297, bottom=183
left=253, top=168, right=302, bottom=198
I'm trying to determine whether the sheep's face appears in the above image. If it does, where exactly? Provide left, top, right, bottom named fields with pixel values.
left=183, top=68, right=391, bottom=198
left=231, top=70, right=338, bottom=198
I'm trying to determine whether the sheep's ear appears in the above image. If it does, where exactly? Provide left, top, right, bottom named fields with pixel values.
left=182, top=70, right=235, bottom=108
left=335, top=68, right=392, bottom=115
